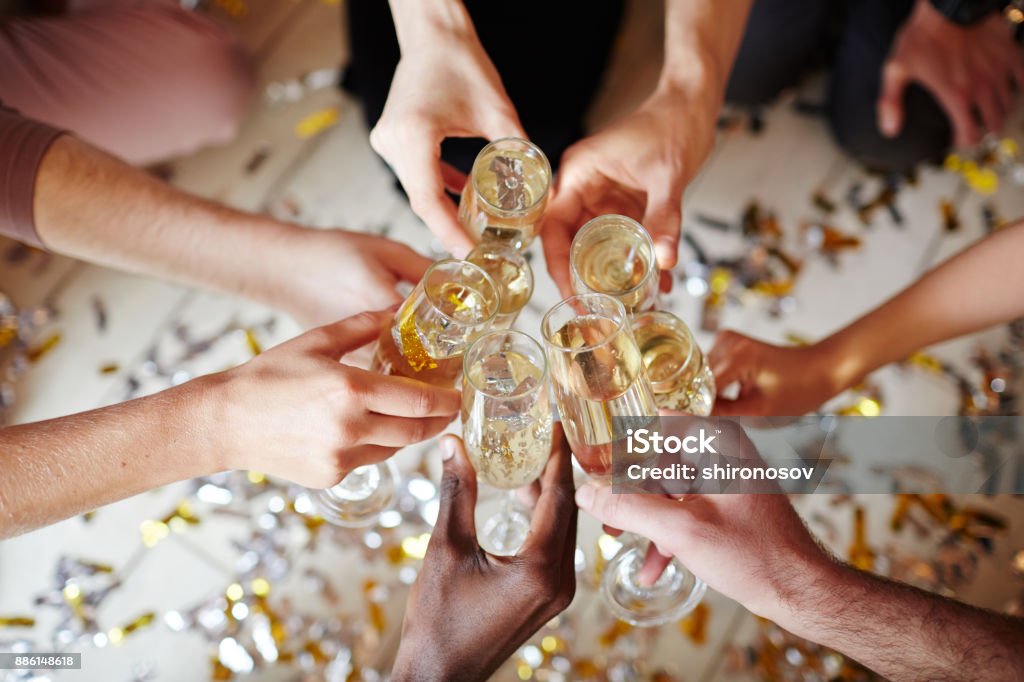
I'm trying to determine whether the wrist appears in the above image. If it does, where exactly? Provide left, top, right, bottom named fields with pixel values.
left=815, top=331, right=870, bottom=397
left=751, top=545, right=848, bottom=630
left=175, top=372, right=239, bottom=475
left=389, top=0, right=477, bottom=51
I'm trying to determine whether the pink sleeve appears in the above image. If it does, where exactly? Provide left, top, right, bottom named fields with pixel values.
left=0, top=102, right=64, bottom=249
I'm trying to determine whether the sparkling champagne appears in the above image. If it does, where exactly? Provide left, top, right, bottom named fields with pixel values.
left=459, top=139, right=551, bottom=250
left=462, top=349, right=552, bottom=489
left=466, top=243, right=533, bottom=329
left=570, top=215, right=659, bottom=314
left=371, top=262, right=499, bottom=388
left=632, top=312, right=716, bottom=415
left=548, top=315, right=658, bottom=481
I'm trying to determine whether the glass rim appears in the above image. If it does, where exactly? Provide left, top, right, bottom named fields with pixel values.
left=467, top=242, right=535, bottom=312
left=569, top=214, right=658, bottom=298
left=631, top=310, right=699, bottom=389
left=421, top=258, right=500, bottom=327
left=471, top=137, right=552, bottom=215
left=541, top=293, right=629, bottom=354
left=462, top=329, right=549, bottom=399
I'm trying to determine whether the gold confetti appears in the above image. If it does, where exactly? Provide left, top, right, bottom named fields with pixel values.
left=906, top=351, right=944, bottom=373
left=99, top=362, right=120, bottom=375
left=244, top=328, right=262, bottom=355
left=679, top=602, right=710, bottom=644
left=108, top=612, right=155, bottom=645
left=0, top=616, right=35, bottom=627
left=27, top=332, right=61, bottom=363
left=599, top=619, right=632, bottom=647
left=295, top=107, right=340, bottom=139
left=847, top=506, right=875, bottom=571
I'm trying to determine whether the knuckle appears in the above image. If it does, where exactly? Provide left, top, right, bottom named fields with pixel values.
left=439, top=469, right=464, bottom=502
left=336, top=419, right=360, bottom=445
left=412, top=389, right=436, bottom=416
left=406, top=418, right=431, bottom=444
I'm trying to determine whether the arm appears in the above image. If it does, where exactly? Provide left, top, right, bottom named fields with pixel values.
left=711, top=220, right=1024, bottom=415
left=878, top=0, right=1023, bottom=147
left=0, top=311, right=461, bottom=539
left=31, top=135, right=433, bottom=327
left=0, top=376, right=223, bottom=538
left=575, top=420, right=1024, bottom=682
left=370, top=0, right=525, bottom=257
left=778, top=558, right=1024, bottom=681
left=541, top=0, right=752, bottom=295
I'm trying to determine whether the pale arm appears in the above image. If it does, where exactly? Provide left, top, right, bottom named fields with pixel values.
left=32, top=136, right=432, bottom=327
left=0, top=377, right=224, bottom=539
left=821, top=220, right=1024, bottom=390
left=711, top=220, right=1024, bottom=416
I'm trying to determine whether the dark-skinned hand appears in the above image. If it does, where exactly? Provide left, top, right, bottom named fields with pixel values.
left=391, top=427, right=578, bottom=681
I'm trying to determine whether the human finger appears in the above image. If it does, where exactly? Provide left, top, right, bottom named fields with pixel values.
left=359, top=413, right=456, bottom=448
left=432, top=435, right=479, bottom=548
left=520, top=427, right=577, bottom=558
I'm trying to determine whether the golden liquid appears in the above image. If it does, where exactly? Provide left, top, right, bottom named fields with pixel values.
left=458, top=149, right=549, bottom=250
left=573, top=232, right=657, bottom=313
left=466, top=248, right=532, bottom=322
left=370, top=281, right=492, bottom=388
left=462, top=350, right=552, bottom=489
left=633, top=320, right=715, bottom=415
left=548, top=316, right=658, bottom=481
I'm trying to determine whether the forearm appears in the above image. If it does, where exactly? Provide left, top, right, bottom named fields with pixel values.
left=660, top=0, right=753, bottom=100
left=32, top=136, right=300, bottom=309
left=820, top=220, right=1024, bottom=390
left=766, top=558, right=1024, bottom=681
left=387, top=0, right=478, bottom=51
left=0, top=376, right=226, bottom=539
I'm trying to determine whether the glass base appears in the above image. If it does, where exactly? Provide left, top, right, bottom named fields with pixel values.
left=480, top=506, right=531, bottom=556
left=312, top=460, right=399, bottom=528
left=600, top=546, right=706, bottom=626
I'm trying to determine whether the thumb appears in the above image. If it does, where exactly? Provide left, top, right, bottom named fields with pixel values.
left=300, top=309, right=391, bottom=358
left=432, top=435, right=479, bottom=549
left=643, top=177, right=684, bottom=271
left=575, top=483, right=688, bottom=554
left=383, top=242, right=434, bottom=287
left=877, top=61, right=909, bottom=138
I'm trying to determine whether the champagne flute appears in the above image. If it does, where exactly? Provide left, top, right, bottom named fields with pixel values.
left=466, top=242, right=534, bottom=330
left=461, top=330, right=552, bottom=554
left=458, top=138, right=551, bottom=251
left=541, top=293, right=706, bottom=625
left=312, top=259, right=500, bottom=527
left=570, top=215, right=659, bottom=314
left=631, top=310, right=716, bottom=415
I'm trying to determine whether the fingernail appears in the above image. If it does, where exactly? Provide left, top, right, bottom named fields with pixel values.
left=879, top=108, right=897, bottom=137
left=441, top=437, right=456, bottom=462
left=452, top=244, right=470, bottom=259
left=575, top=483, right=596, bottom=510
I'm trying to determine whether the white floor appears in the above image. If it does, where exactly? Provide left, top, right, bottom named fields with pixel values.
left=2, top=2, right=1024, bottom=680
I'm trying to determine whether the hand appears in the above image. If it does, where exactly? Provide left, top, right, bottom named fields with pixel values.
left=708, top=330, right=847, bottom=416
left=574, top=419, right=832, bottom=620
left=392, top=430, right=577, bottom=681
left=273, top=228, right=433, bottom=328
left=207, top=310, right=460, bottom=488
left=369, top=18, right=526, bottom=258
left=541, top=86, right=716, bottom=296
left=878, top=0, right=1024, bottom=148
